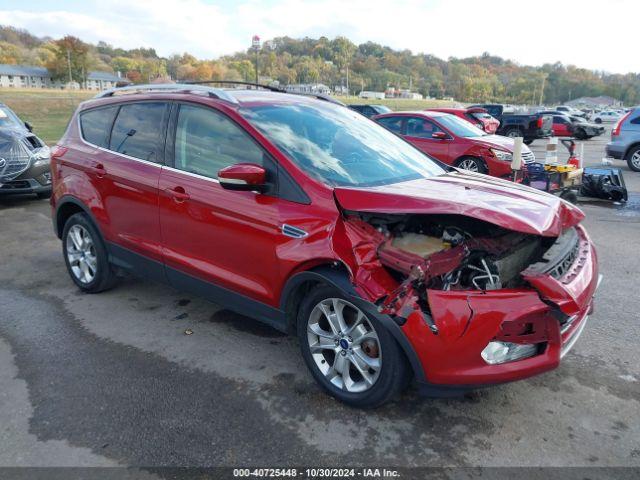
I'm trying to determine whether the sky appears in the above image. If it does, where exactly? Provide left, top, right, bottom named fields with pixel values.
left=0, top=0, right=637, bottom=74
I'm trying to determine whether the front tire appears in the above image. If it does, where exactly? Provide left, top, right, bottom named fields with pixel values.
left=455, top=156, right=487, bottom=174
left=297, top=285, right=410, bottom=408
left=523, top=139, right=534, bottom=145
left=626, top=145, right=640, bottom=172
left=574, top=129, right=587, bottom=140
left=62, top=212, right=117, bottom=293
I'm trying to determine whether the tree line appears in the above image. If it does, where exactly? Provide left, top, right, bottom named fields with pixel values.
left=1, top=25, right=638, bottom=105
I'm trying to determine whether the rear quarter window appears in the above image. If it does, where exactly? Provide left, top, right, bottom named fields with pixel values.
left=79, top=106, right=119, bottom=148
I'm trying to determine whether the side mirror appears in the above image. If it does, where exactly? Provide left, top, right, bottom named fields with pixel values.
left=24, top=121, right=33, bottom=132
left=432, top=131, right=447, bottom=140
left=218, top=163, right=267, bottom=192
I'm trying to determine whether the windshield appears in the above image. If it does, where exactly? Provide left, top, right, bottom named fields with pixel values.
left=375, top=105, right=391, bottom=114
left=241, top=102, right=445, bottom=187
left=436, top=114, right=487, bottom=137
left=0, top=106, right=24, bottom=130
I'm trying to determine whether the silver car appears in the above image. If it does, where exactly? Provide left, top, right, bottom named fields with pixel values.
left=606, top=108, right=640, bottom=172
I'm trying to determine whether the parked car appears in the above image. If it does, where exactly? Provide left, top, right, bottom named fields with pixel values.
left=52, top=84, right=600, bottom=408
left=348, top=104, right=391, bottom=118
left=556, top=105, right=586, bottom=118
left=606, top=108, right=640, bottom=171
left=568, top=116, right=605, bottom=139
left=591, top=110, right=623, bottom=124
left=0, top=103, right=51, bottom=199
left=537, top=111, right=605, bottom=140
left=425, top=107, right=499, bottom=134
left=374, top=111, right=535, bottom=177
left=470, top=104, right=552, bottom=144
left=549, top=113, right=576, bottom=138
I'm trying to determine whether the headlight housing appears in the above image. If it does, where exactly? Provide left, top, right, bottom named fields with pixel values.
left=491, top=148, right=513, bottom=162
left=481, top=341, right=539, bottom=364
left=32, top=147, right=51, bottom=167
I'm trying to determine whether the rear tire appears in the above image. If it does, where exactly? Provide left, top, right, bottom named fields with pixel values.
left=297, top=285, right=410, bottom=408
left=626, top=145, right=640, bottom=172
left=523, top=139, right=534, bottom=145
left=62, top=212, right=117, bottom=293
left=595, top=118, right=602, bottom=124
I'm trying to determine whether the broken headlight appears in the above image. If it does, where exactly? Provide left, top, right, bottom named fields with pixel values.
left=481, top=341, right=538, bottom=364
left=491, top=149, right=513, bottom=162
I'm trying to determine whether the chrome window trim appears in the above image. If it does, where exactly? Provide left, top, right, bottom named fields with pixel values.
left=77, top=105, right=163, bottom=169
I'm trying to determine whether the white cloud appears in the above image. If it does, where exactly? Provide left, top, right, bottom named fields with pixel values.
left=0, top=0, right=638, bottom=73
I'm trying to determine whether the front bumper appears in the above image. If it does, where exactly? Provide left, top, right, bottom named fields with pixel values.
left=0, top=172, right=52, bottom=196
left=401, top=225, right=600, bottom=389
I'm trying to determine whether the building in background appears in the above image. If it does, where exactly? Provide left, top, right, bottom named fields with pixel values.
left=284, top=83, right=331, bottom=95
left=0, top=64, right=51, bottom=88
left=566, top=96, right=623, bottom=109
left=0, top=64, right=130, bottom=90
left=85, top=71, right=129, bottom=90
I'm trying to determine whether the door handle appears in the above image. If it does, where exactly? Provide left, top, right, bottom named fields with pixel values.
left=89, top=163, right=106, bottom=178
left=164, top=186, right=190, bottom=203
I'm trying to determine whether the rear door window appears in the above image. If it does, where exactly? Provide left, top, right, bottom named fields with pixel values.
left=80, top=106, right=119, bottom=148
left=109, top=102, right=168, bottom=163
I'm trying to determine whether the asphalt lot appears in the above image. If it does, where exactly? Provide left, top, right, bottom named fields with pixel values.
left=0, top=127, right=639, bottom=473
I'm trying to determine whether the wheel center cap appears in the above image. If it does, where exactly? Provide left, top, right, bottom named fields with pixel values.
left=339, top=339, right=349, bottom=349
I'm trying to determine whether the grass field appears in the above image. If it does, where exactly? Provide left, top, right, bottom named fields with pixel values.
left=0, top=89, right=93, bottom=144
left=0, top=89, right=456, bottom=145
left=341, top=96, right=456, bottom=110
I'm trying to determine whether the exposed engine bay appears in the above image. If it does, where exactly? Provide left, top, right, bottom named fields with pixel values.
left=340, top=212, right=572, bottom=328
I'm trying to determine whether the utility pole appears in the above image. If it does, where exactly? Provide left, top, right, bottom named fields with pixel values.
left=252, top=35, right=261, bottom=84
left=539, top=74, right=546, bottom=105
left=346, top=63, right=349, bottom=96
left=67, top=48, right=73, bottom=84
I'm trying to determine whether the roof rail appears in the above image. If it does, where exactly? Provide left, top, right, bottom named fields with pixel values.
left=93, top=83, right=238, bottom=103
left=182, top=80, right=345, bottom=106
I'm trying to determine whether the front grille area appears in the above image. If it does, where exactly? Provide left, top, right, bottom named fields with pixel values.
left=522, top=151, right=536, bottom=164
left=548, top=239, right=580, bottom=280
left=524, top=227, right=582, bottom=283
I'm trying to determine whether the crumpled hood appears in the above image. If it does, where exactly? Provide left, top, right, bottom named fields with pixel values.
left=334, top=172, right=584, bottom=237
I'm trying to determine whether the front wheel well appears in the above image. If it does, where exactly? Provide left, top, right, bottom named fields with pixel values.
left=282, top=263, right=352, bottom=334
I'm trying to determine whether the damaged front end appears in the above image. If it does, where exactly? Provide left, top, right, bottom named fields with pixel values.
left=333, top=208, right=600, bottom=387
left=0, top=129, right=50, bottom=185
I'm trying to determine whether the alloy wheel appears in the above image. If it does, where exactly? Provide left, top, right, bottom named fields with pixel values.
left=631, top=151, right=640, bottom=169
left=66, top=224, right=98, bottom=284
left=458, top=158, right=480, bottom=172
left=306, top=298, right=382, bottom=393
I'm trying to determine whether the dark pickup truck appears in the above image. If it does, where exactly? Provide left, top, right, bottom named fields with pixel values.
left=470, top=104, right=552, bottom=144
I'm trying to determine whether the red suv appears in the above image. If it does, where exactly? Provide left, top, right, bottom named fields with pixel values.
left=51, top=84, right=600, bottom=408
left=426, top=107, right=500, bottom=134
left=374, top=111, right=536, bottom=178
